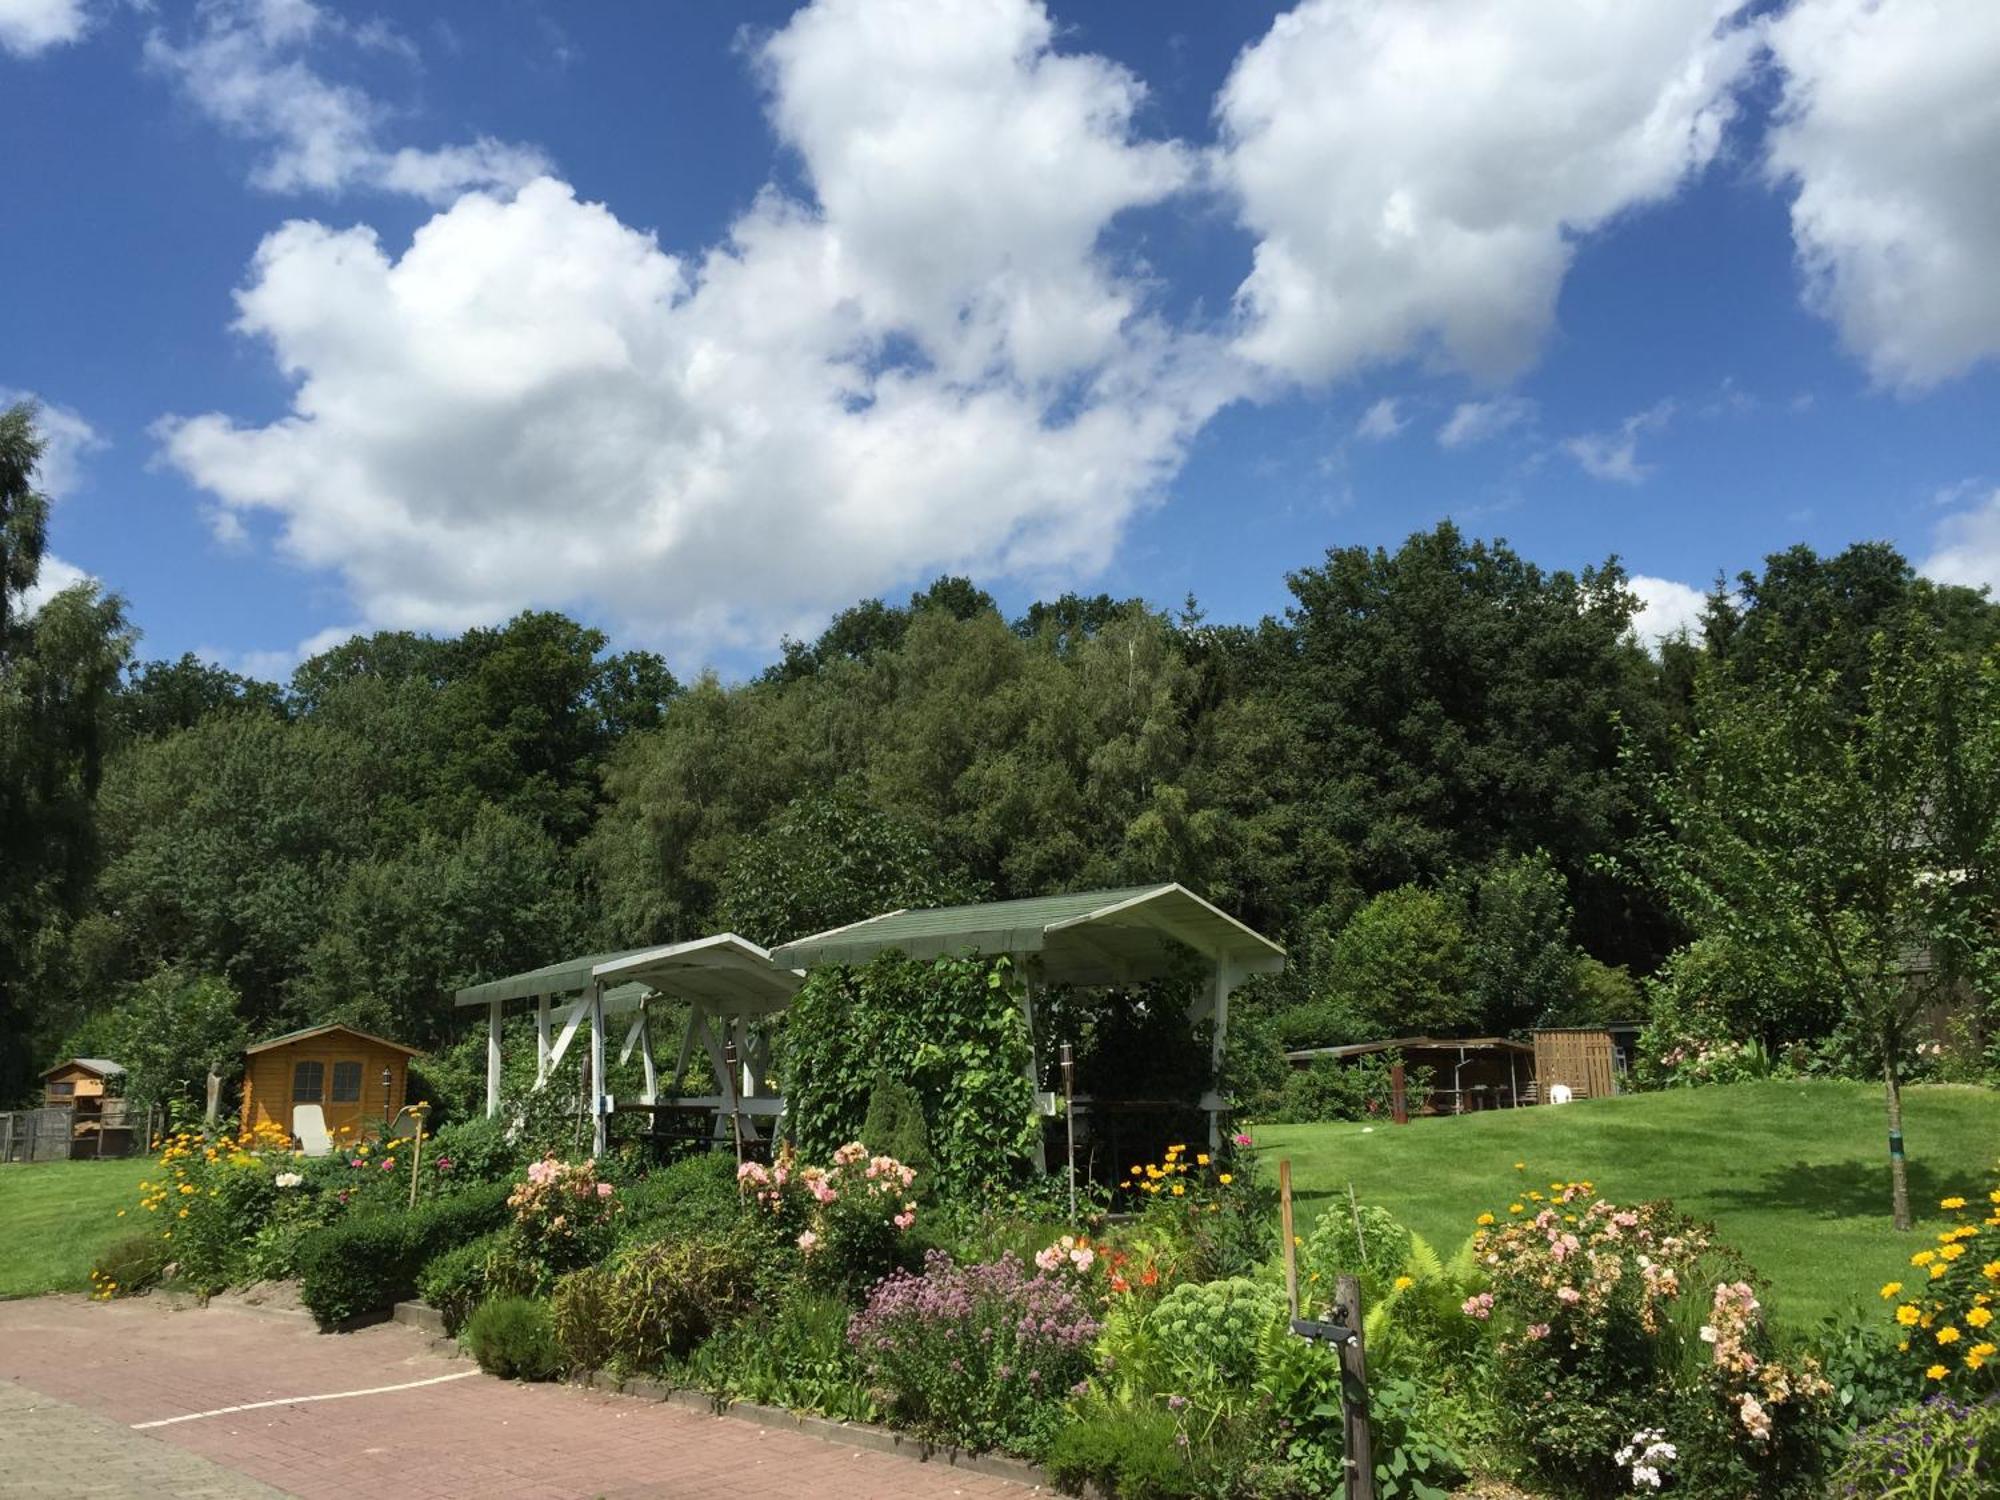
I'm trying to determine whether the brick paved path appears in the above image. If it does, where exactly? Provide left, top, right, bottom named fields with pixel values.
left=0, top=1298, right=1039, bottom=1500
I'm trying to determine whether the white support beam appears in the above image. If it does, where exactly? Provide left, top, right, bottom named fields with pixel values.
left=535, top=995, right=551, bottom=1082
left=618, top=1012, right=647, bottom=1066
left=589, top=981, right=607, bottom=1157
left=638, top=998, right=659, bottom=1106
left=485, top=1000, right=503, bottom=1119
left=1198, top=957, right=1236, bottom=1153
left=542, top=997, right=589, bottom=1082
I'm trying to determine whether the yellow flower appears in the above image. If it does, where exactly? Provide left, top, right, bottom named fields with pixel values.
left=1897, top=1304, right=1921, bottom=1326
left=1943, top=1197, right=1967, bottom=1210
left=116, top=1210, right=126, bottom=1218
left=1967, top=1307, right=1993, bottom=1329
left=1129, top=1165, right=1143, bottom=1177
left=1880, top=1282, right=1903, bottom=1299
left=1394, top=1276, right=1414, bottom=1291
left=1941, top=1242, right=1967, bottom=1262
left=1931, top=1263, right=1950, bottom=1280
left=1925, top=1363, right=1949, bottom=1380
left=1912, top=1249, right=1938, bottom=1267
left=1196, top=1153, right=1211, bottom=1167
left=1971, top=1341, right=1998, bottom=1358
left=1513, top=1161, right=1525, bottom=1171
left=1170, top=1183, right=1185, bottom=1197
left=1476, top=1212, right=1496, bottom=1227
left=1218, top=1173, right=1234, bottom=1185
left=1937, top=1327, right=1961, bottom=1345
left=177, top=1208, right=188, bottom=1219
left=1984, top=1261, right=2000, bottom=1280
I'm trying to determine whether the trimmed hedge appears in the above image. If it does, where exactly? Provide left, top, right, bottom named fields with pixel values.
left=297, top=1181, right=511, bottom=1326
left=415, top=1228, right=506, bottom=1336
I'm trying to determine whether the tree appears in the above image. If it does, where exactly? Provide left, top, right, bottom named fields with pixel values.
left=0, top=402, right=134, bottom=1101
left=1326, top=885, right=1477, bottom=1038
left=1635, top=629, right=1999, bottom=1229
left=1457, top=851, right=1581, bottom=1034
left=114, top=653, right=285, bottom=741
left=67, top=968, right=249, bottom=1115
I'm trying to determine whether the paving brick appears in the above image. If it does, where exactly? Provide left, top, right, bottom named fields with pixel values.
left=0, top=1298, right=1046, bottom=1499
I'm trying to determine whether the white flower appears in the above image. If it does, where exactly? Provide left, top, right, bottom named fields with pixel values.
left=274, top=1172, right=302, bottom=1189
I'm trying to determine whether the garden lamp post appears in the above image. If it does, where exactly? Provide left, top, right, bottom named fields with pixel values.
left=381, top=1065, right=392, bottom=1131
left=1060, top=1040, right=1076, bottom=1223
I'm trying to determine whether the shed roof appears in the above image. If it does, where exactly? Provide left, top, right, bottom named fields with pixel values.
left=245, top=1023, right=423, bottom=1057
left=769, top=883, right=1285, bottom=986
left=1285, top=1036, right=1534, bottom=1063
left=40, top=1057, right=125, bottom=1079
left=454, top=934, right=800, bottom=1015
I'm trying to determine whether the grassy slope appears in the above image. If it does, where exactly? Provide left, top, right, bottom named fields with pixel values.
left=1258, top=1080, right=2000, bottom=1328
left=0, top=1157, right=153, bottom=1298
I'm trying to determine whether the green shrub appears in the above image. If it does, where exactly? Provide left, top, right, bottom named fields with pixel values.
left=423, top=1115, right=520, bottom=1190
left=1829, top=1394, right=1998, bottom=1498
left=861, top=1074, right=936, bottom=1191
left=296, top=1181, right=510, bottom=1326
left=1298, top=1200, right=1412, bottom=1308
left=685, top=1288, right=877, bottom=1423
left=88, top=1232, right=171, bottom=1299
left=550, top=1236, right=760, bottom=1375
left=465, top=1296, right=561, bottom=1381
left=1136, top=1277, right=1286, bottom=1427
left=415, top=1229, right=507, bottom=1335
left=616, top=1152, right=744, bottom=1245
left=1046, top=1405, right=1198, bottom=1499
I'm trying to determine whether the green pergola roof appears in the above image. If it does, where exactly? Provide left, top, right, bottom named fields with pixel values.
left=454, top=935, right=800, bottom=1015
left=454, top=948, right=654, bottom=1008
left=769, top=883, right=1285, bottom=986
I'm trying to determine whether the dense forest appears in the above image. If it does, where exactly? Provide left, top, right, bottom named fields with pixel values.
left=5, top=401, right=1998, bottom=1135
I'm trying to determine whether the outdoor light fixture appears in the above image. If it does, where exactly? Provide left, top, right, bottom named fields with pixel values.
left=1059, top=1040, right=1076, bottom=1222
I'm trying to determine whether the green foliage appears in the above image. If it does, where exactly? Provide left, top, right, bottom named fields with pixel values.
left=1829, top=1394, right=1998, bottom=1499
left=1045, top=1404, right=1199, bottom=1499
left=617, top=1151, right=745, bottom=1245
left=861, top=1073, right=937, bottom=1189
left=1326, top=887, right=1475, bottom=1038
left=1269, top=1051, right=1432, bottom=1125
left=1567, top=954, right=1644, bottom=1026
left=715, top=788, right=976, bottom=948
left=685, top=1288, right=879, bottom=1423
left=550, top=1235, right=760, bottom=1375
left=64, top=968, right=248, bottom=1114
left=784, top=953, right=1037, bottom=1192
left=420, top=1114, right=521, bottom=1189
left=88, top=1232, right=170, bottom=1299
left=415, top=1229, right=506, bottom=1336
left=1457, top=851, right=1580, bottom=1034
left=464, top=1295, right=561, bottom=1381
left=1137, top=1277, right=1287, bottom=1428
left=1298, top=1200, right=1412, bottom=1309
left=295, top=1181, right=510, bottom=1325
left=1637, top=935, right=1839, bottom=1081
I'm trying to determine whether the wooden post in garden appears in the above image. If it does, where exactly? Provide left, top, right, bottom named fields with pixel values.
left=1280, top=1158, right=1299, bottom=1314
left=1335, top=1275, right=1376, bottom=1500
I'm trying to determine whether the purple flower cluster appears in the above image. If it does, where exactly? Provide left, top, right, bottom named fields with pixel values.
left=846, top=1251, right=1100, bottom=1452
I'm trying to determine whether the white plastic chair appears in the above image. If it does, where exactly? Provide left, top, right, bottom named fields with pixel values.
left=292, top=1103, right=334, bottom=1157
left=1547, top=1083, right=1574, bottom=1106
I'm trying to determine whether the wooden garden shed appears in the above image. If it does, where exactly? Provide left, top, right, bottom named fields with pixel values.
left=41, top=1057, right=123, bottom=1108
left=241, top=1024, right=421, bottom=1142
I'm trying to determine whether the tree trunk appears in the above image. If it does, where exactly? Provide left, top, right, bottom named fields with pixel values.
left=1882, top=1041, right=1910, bottom=1232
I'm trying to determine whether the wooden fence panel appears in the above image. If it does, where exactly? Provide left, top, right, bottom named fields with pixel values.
left=1532, top=1030, right=1617, bottom=1100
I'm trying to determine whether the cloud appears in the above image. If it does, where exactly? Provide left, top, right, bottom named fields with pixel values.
left=145, top=0, right=549, bottom=202
left=0, top=389, right=104, bottom=499
left=0, top=0, right=89, bottom=57
left=1626, top=573, right=1708, bottom=650
left=203, top=622, right=358, bottom=684
left=158, top=0, right=1225, bottom=655
left=18, top=553, right=92, bottom=615
left=1921, top=487, right=2000, bottom=594
left=1437, top=395, right=1535, bottom=449
left=1214, top=0, right=1756, bottom=384
left=1354, top=397, right=1405, bottom=441
left=1562, top=399, right=1675, bottom=483
left=1764, top=0, right=2000, bottom=390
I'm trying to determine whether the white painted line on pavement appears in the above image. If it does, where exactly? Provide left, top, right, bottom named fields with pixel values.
left=132, top=1369, right=481, bottom=1428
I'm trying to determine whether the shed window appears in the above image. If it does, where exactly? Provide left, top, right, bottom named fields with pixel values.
left=330, top=1061, right=362, bottom=1103
left=291, top=1061, right=324, bottom=1103
left=49, top=1080, right=75, bottom=1096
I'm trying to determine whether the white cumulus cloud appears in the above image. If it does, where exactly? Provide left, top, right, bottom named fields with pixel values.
left=1627, top=573, right=1708, bottom=651
left=1922, top=487, right=2000, bottom=595
left=1562, top=399, right=1676, bottom=484
left=17, top=554, right=92, bottom=616
left=1764, top=0, right=2000, bottom=390
left=157, top=0, right=1225, bottom=654
left=1354, top=397, right=1405, bottom=441
left=0, top=0, right=89, bottom=57
left=145, top=0, right=549, bottom=202
left=1215, top=0, right=1756, bottom=384
left=1438, top=395, right=1535, bottom=449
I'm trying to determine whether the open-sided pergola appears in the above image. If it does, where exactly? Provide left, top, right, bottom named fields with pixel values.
left=770, top=883, right=1285, bottom=1151
left=453, top=934, right=801, bottom=1155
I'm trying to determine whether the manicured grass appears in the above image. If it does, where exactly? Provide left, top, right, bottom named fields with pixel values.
left=0, top=1156, right=153, bottom=1298
left=1258, top=1080, right=2000, bottom=1329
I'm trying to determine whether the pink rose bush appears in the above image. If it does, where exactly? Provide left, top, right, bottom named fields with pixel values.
left=505, top=1154, right=619, bottom=1280
left=738, top=1141, right=921, bottom=1293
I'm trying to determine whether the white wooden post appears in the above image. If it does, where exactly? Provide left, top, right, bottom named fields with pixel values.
left=1209, top=959, right=1235, bottom=1153
left=638, top=998, right=658, bottom=1106
left=588, top=980, right=607, bottom=1157
left=485, top=999, right=503, bottom=1119
left=535, top=994, right=551, bottom=1083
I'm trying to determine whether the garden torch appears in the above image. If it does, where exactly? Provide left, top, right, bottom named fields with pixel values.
left=1060, top=1040, right=1076, bottom=1223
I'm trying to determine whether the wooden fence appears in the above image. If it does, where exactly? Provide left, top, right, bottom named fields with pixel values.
left=1531, top=1029, right=1618, bottom=1101
left=0, top=1101, right=157, bottom=1163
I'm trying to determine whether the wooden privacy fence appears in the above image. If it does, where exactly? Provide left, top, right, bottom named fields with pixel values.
left=0, top=1101, right=157, bottom=1163
left=1531, top=1028, right=1618, bottom=1101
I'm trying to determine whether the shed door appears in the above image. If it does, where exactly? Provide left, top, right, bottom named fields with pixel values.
left=325, top=1058, right=366, bottom=1137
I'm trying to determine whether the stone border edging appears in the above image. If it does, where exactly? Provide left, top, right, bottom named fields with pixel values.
left=391, top=1300, right=1060, bottom=1493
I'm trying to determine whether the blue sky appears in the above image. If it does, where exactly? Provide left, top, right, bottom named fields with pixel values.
left=4, top=0, right=1997, bottom=680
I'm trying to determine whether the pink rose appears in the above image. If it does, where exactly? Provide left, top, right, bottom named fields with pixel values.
left=596, top=1181, right=613, bottom=1198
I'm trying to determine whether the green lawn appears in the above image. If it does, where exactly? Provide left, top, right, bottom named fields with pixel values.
left=0, top=1156, right=153, bottom=1299
left=1258, top=1080, right=2000, bottom=1329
